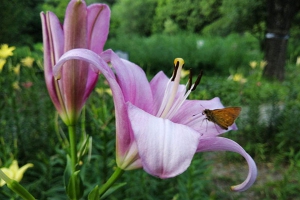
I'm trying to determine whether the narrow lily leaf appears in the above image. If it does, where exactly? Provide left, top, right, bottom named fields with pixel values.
left=7, top=180, right=35, bottom=200
left=63, top=155, right=72, bottom=190
left=78, top=134, right=90, bottom=162
left=88, top=185, right=99, bottom=200
left=67, top=170, right=83, bottom=199
left=99, top=182, right=127, bottom=199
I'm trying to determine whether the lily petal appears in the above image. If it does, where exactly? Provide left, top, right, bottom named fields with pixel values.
left=0, top=169, right=13, bottom=187
left=100, top=50, right=155, bottom=168
left=149, top=71, right=170, bottom=114
left=84, top=4, right=111, bottom=100
left=87, top=4, right=110, bottom=54
left=40, top=11, right=64, bottom=114
left=127, top=103, right=201, bottom=178
left=53, top=49, right=112, bottom=79
left=101, top=50, right=154, bottom=113
left=62, top=0, right=89, bottom=122
left=64, top=0, right=87, bottom=51
left=15, top=163, right=34, bottom=183
left=197, top=137, right=257, bottom=191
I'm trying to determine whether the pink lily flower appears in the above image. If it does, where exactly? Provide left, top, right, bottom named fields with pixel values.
left=53, top=49, right=257, bottom=191
left=40, top=0, right=110, bottom=125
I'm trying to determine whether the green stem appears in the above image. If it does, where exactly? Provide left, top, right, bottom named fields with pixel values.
left=98, top=167, right=124, bottom=198
left=68, top=125, right=77, bottom=199
left=0, top=170, right=35, bottom=200
left=0, top=169, right=12, bottom=185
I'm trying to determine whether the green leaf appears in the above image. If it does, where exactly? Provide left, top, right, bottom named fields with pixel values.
left=88, top=185, right=99, bottom=200
left=77, top=134, right=90, bottom=162
left=63, top=155, right=72, bottom=189
left=7, top=180, right=35, bottom=200
left=100, top=182, right=127, bottom=199
left=67, top=170, right=84, bottom=199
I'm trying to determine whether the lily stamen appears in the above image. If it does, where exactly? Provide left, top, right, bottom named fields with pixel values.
left=167, top=71, right=203, bottom=119
left=159, top=58, right=204, bottom=119
left=156, top=59, right=184, bottom=117
left=191, top=70, right=203, bottom=91
left=160, top=58, right=184, bottom=118
left=171, top=60, right=181, bottom=81
left=186, top=70, right=203, bottom=92
left=187, top=69, right=193, bottom=91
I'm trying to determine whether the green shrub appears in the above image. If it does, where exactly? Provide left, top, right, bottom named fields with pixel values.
left=105, top=33, right=263, bottom=76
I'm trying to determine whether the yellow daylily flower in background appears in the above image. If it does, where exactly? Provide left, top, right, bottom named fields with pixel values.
left=0, top=59, right=6, bottom=72
left=0, top=44, right=16, bottom=59
left=12, top=64, right=21, bottom=75
left=233, top=73, right=247, bottom=83
left=296, top=56, right=300, bottom=66
left=228, top=73, right=247, bottom=84
left=21, top=56, right=35, bottom=68
left=260, top=60, right=267, bottom=69
left=12, top=81, right=20, bottom=90
left=95, top=87, right=112, bottom=96
left=0, top=160, right=33, bottom=187
left=249, top=61, right=257, bottom=69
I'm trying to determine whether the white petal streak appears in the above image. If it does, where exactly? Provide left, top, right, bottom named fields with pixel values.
left=127, top=103, right=200, bottom=178
left=149, top=72, right=169, bottom=115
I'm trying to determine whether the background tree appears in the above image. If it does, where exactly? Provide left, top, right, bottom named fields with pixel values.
left=110, top=0, right=157, bottom=37
left=41, top=0, right=69, bottom=21
left=263, top=0, right=300, bottom=81
left=202, top=0, right=265, bottom=42
left=0, top=0, right=43, bottom=46
left=152, top=0, right=221, bottom=34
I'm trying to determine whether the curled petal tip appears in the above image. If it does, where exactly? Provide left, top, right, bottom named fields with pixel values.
left=230, top=174, right=257, bottom=192
left=230, top=154, right=257, bottom=192
left=197, top=137, right=257, bottom=192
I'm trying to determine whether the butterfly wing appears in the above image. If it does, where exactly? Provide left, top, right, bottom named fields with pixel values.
left=211, top=107, right=241, bottom=129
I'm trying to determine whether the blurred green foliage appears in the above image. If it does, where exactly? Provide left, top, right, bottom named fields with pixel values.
left=111, top=0, right=157, bottom=37
left=0, top=0, right=288, bottom=47
left=0, top=0, right=43, bottom=46
left=202, top=0, right=265, bottom=37
left=105, top=33, right=263, bottom=76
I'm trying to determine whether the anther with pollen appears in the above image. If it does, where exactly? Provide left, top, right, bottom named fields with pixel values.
left=171, top=60, right=181, bottom=81
left=187, top=69, right=203, bottom=91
